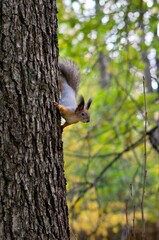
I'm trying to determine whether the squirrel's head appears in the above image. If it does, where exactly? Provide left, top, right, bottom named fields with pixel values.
left=75, top=96, right=92, bottom=123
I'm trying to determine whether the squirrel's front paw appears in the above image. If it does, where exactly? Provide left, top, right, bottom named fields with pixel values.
left=53, top=102, right=59, bottom=107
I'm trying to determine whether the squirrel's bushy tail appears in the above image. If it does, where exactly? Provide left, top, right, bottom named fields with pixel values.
left=59, top=59, right=80, bottom=93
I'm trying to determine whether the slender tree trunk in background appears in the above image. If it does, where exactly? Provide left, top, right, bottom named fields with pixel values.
left=139, top=1, right=153, bottom=93
left=95, top=0, right=110, bottom=88
left=154, top=27, right=159, bottom=93
left=0, top=1, right=69, bottom=239
left=98, top=51, right=110, bottom=88
left=156, top=57, right=159, bottom=93
left=142, top=51, right=153, bottom=93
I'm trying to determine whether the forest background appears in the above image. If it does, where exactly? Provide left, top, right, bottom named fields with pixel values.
left=57, top=0, right=159, bottom=239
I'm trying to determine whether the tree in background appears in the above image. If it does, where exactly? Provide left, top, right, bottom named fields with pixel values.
left=58, top=0, right=159, bottom=239
left=0, top=1, right=69, bottom=239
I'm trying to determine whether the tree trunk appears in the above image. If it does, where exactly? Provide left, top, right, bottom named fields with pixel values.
left=0, top=1, right=69, bottom=239
left=142, top=51, right=153, bottom=93
left=98, top=51, right=110, bottom=88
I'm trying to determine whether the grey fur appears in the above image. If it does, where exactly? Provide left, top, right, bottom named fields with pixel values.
left=60, top=80, right=77, bottom=111
left=59, top=59, right=80, bottom=94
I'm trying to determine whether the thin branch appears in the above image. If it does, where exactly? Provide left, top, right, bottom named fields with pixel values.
left=114, top=77, right=144, bottom=116
left=130, top=183, right=136, bottom=239
left=141, top=76, right=148, bottom=240
left=70, top=124, right=156, bottom=210
left=70, top=133, right=143, bottom=210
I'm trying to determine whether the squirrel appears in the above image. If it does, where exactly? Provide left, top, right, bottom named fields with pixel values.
left=53, top=59, right=92, bottom=129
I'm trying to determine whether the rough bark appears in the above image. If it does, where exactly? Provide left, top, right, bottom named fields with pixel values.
left=0, top=1, right=69, bottom=239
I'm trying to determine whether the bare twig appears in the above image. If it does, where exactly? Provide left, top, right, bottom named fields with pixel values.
left=69, top=123, right=157, bottom=211
left=130, top=183, right=136, bottom=239
left=141, top=76, right=148, bottom=240
left=70, top=133, right=145, bottom=211
left=122, top=202, right=131, bottom=240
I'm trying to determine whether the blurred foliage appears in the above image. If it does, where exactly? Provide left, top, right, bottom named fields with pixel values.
left=57, top=0, right=159, bottom=239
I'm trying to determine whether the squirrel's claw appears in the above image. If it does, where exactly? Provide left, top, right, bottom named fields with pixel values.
left=53, top=102, right=59, bottom=107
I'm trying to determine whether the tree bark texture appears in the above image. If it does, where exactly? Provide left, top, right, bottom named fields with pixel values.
left=0, top=1, right=69, bottom=239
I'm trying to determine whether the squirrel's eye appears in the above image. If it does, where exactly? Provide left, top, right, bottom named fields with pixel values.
left=81, top=112, right=85, bottom=117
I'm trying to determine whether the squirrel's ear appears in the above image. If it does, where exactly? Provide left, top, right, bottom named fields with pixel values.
left=85, top=98, right=92, bottom=110
left=75, top=96, right=85, bottom=112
